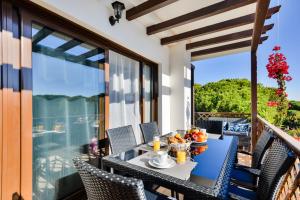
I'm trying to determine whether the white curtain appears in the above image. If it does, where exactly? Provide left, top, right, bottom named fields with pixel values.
left=109, top=51, right=142, bottom=144
left=143, top=64, right=152, bottom=123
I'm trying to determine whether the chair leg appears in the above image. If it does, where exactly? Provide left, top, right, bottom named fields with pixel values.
left=176, top=192, right=179, bottom=199
left=171, top=190, right=175, bottom=197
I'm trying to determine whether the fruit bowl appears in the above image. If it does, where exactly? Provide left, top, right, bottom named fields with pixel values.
left=184, top=127, right=208, bottom=144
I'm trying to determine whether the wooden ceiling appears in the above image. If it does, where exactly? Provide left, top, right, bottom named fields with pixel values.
left=125, top=0, right=281, bottom=60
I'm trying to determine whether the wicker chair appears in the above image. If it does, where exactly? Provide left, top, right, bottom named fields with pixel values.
left=231, top=130, right=274, bottom=183
left=195, top=119, right=223, bottom=135
left=140, top=122, right=160, bottom=143
left=73, top=158, right=173, bottom=200
left=229, top=139, right=296, bottom=200
left=106, top=125, right=137, bottom=154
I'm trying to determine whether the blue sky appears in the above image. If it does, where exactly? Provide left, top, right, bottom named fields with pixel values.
left=193, top=0, right=299, bottom=101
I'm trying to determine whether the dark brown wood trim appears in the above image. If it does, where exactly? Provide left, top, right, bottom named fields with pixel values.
left=191, top=64, right=195, bottom=126
left=186, top=24, right=274, bottom=50
left=161, top=6, right=280, bottom=45
left=152, top=64, right=159, bottom=122
left=251, top=1, right=278, bottom=51
left=147, top=0, right=256, bottom=35
left=126, top=0, right=178, bottom=21
left=13, top=0, right=157, bottom=67
left=139, top=62, right=144, bottom=123
left=251, top=51, right=258, bottom=150
left=191, top=36, right=267, bottom=57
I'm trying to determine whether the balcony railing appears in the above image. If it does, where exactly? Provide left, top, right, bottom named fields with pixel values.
left=194, top=112, right=300, bottom=200
left=256, top=115, right=300, bottom=200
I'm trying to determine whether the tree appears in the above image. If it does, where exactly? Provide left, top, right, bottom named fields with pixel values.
left=194, top=79, right=278, bottom=123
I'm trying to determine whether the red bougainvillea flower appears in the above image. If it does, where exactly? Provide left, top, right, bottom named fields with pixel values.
left=266, top=46, right=292, bottom=82
left=276, top=88, right=284, bottom=95
left=273, top=46, right=281, bottom=51
left=267, top=101, right=278, bottom=107
left=284, top=76, right=292, bottom=81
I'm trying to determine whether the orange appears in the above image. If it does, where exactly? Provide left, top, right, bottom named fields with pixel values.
left=197, top=135, right=206, bottom=142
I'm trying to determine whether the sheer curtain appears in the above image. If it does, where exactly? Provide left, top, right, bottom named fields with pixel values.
left=109, top=51, right=142, bottom=144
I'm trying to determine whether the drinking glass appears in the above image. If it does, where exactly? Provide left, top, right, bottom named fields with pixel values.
left=153, top=135, right=160, bottom=152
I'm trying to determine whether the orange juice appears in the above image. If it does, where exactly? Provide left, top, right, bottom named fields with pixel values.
left=177, top=150, right=186, bottom=164
left=153, top=136, right=160, bottom=151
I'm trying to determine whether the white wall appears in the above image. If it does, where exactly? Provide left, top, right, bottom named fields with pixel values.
left=169, top=42, right=192, bottom=131
left=31, top=0, right=172, bottom=133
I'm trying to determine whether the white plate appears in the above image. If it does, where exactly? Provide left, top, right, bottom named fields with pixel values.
left=148, top=157, right=176, bottom=169
left=147, top=141, right=168, bottom=147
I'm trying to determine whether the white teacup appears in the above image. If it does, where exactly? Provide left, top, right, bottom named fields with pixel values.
left=155, top=151, right=168, bottom=165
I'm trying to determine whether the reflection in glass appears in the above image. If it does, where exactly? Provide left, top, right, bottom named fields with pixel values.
left=32, top=23, right=105, bottom=200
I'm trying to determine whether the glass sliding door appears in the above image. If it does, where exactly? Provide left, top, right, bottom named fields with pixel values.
left=32, top=23, right=105, bottom=200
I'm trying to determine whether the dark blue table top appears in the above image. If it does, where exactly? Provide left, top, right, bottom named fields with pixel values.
left=112, top=135, right=235, bottom=189
left=190, top=136, right=233, bottom=187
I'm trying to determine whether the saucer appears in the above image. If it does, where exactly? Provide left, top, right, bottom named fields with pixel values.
left=147, top=141, right=168, bottom=147
left=148, top=157, right=176, bottom=169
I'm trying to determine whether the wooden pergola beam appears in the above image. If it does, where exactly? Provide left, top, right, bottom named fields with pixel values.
left=191, top=36, right=268, bottom=57
left=126, top=0, right=178, bottom=21
left=187, top=24, right=273, bottom=50
left=161, top=6, right=280, bottom=45
left=251, top=1, right=276, bottom=51
left=147, top=0, right=257, bottom=35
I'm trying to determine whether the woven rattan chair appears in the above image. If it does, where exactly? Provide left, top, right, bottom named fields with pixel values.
left=73, top=158, right=173, bottom=200
left=140, top=122, right=160, bottom=143
left=106, top=125, right=137, bottom=154
left=229, top=139, right=295, bottom=200
left=231, top=130, right=274, bottom=183
left=195, top=119, right=223, bottom=136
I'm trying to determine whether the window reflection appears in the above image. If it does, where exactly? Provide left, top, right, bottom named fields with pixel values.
left=32, top=23, right=105, bottom=200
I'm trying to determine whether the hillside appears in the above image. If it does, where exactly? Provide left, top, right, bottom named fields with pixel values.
left=194, top=79, right=278, bottom=123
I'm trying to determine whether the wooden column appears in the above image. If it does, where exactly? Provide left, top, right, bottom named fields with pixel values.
left=191, top=64, right=195, bottom=126
left=251, top=51, right=258, bottom=150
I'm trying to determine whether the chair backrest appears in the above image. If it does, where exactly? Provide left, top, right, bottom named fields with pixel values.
left=195, top=120, right=223, bottom=135
left=73, top=158, right=147, bottom=200
left=257, top=139, right=295, bottom=200
left=106, top=125, right=137, bottom=154
left=139, top=122, right=160, bottom=143
left=251, top=130, right=274, bottom=168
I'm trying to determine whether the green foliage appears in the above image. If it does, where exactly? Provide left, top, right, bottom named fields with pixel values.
left=290, top=100, right=300, bottom=111
left=194, top=79, right=278, bottom=122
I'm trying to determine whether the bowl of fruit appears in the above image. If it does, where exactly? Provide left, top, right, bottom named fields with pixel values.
left=184, top=128, right=208, bottom=144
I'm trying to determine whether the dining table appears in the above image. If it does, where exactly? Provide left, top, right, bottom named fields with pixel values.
left=102, top=133, right=238, bottom=199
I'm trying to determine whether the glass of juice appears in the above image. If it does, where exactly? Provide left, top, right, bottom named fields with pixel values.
left=176, top=144, right=187, bottom=164
left=153, top=135, right=160, bottom=152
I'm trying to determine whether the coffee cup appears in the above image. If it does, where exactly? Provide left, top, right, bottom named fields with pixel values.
left=155, top=151, right=168, bottom=165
